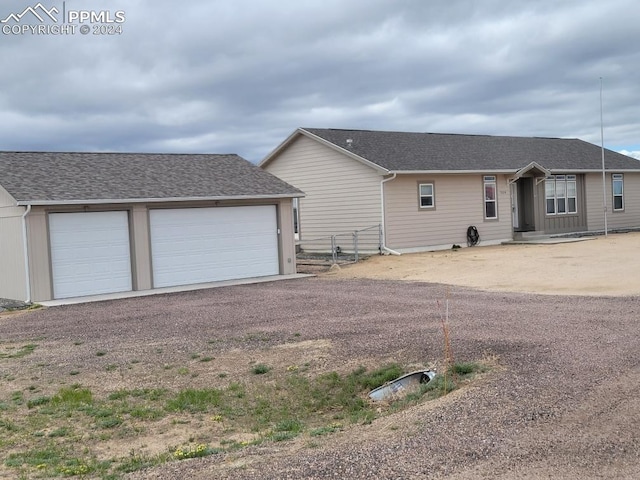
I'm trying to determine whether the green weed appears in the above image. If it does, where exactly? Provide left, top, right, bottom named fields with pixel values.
left=251, top=364, right=271, bottom=375
left=0, top=344, right=37, bottom=359
left=166, top=389, right=222, bottom=413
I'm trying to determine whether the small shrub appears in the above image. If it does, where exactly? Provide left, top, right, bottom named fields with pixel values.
left=354, top=364, right=404, bottom=390
left=48, top=427, right=70, bottom=438
left=166, top=389, right=222, bottom=413
left=309, top=422, right=342, bottom=436
left=51, top=386, right=93, bottom=406
left=0, top=418, right=19, bottom=431
left=274, top=418, right=303, bottom=433
left=270, top=431, right=297, bottom=442
left=251, top=364, right=271, bottom=375
left=173, top=444, right=217, bottom=460
left=98, top=417, right=122, bottom=429
left=450, top=361, right=483, bottom=376
left=27, top=396, right=51, bottom=409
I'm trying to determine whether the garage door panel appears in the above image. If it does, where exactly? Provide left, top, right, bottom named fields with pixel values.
left=49, top=212, right=133, bottom=299
left=150, top=206, right=279, bottom=288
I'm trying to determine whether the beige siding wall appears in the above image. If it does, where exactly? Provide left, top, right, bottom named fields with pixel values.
left=27, top=207, right=53, bottom=302
left=276, top=198, right=297, bottom=274
left=264, top=135, right=383, bottom=252
left=131, top=204, right=152, bottom=290
left=0, top=186, right=28, bottom=300
left=26, top=199, right=297, bottom=302
left=385, top=174, right=513, bottom=250
left=0, top=185, right=16, bottom=207
left=585, top=172, right=640, bottom=231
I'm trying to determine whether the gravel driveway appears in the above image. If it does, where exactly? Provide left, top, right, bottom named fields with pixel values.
left=2, top=277, right=639, bottom=479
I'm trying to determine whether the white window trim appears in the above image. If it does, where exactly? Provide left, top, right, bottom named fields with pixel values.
left=419, top=183, right=435, bottom=209
left=545, top=175, right=577, bottom=215
left=612, top=174, right=624, bottom=212
left=293, top=197, right=300, bottom=240
left=483, top=175, right=498, bottom=220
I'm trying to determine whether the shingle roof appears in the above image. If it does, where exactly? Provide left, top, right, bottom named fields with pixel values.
left=302, top=128, right=640, bottom=172
left=0, top=152, right=303, bottom=204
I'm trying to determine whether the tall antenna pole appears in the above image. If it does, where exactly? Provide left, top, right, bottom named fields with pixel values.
left=600, top=77, right=608, bottom=236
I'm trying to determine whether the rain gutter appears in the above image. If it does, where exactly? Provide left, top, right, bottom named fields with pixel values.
left=380, top=174, right=401, bottom=255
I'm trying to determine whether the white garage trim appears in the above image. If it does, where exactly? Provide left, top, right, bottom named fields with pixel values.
left=150, top=205, right=280, bottom=288
left=49, top=211, right=133, bottom=299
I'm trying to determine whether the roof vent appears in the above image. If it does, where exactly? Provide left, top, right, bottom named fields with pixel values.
left=346, top=138, right=353, bottom=147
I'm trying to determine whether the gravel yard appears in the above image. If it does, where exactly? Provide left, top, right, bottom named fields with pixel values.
left=2, top=274, right=639, bottom=479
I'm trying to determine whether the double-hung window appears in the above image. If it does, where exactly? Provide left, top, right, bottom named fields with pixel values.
left=483, top=176, right=497, bottom=219
left=612, top=174, right=624, bottom=211
left=419, top=183, right=434, bottom=208
left=545, top=175, right=577, bottom=215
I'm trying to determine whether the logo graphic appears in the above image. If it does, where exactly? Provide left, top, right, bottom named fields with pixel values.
left=0, top=3, right=58, bottom=23
left=1, top=2, right=125, bottom=36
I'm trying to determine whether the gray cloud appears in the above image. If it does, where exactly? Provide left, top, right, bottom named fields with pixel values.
left=0, top=0, right=638, bottom=162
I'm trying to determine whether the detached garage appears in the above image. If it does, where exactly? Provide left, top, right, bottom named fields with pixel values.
left=0, top=152, right=303, bottom=302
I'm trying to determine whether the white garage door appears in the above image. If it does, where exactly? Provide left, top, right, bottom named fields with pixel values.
left=49, top=211, right=133, bottom=299
left=150, top=206, right=280, bottom=288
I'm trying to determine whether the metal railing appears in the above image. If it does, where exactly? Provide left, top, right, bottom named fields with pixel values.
left=296, top=224, right=382, bottom=265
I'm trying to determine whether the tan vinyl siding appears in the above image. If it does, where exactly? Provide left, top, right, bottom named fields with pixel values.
left=276, top=197, right=297, bottom=274
left=264, top=135, right=382, bottom=252
left=0, top=216, right=27, bottom=300
left=585, top=172, right=640, bottom=231
left=385, top=174, right=512, bottom=250
left=0, top=184, right=16, bottom=207
left=131, top=204, right=152, bottom=290
left=25, top=208, right=52, bottom=302
left=0, top=186, right=28, bottom=300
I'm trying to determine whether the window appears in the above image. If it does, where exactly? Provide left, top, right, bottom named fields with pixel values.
left=613, top=174, right=624, bottom=211
left=419, top=183, right=434, bottom=208
left=545, top=175, right=577, bottom=215
left=483, top=176, right=497, bottom=219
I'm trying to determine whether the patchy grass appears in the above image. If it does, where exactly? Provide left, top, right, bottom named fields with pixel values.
left=0, top=343, right=38, bottom=359
left=1, top=350, right=488, bottom=479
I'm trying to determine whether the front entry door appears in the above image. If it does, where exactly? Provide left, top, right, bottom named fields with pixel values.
left=517, top=177, right=535, bottom=232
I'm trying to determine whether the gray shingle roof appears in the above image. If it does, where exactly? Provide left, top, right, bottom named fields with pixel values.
left=303, top=128, right=640, bottom=172
left=0, top=152, right=303, bottom=204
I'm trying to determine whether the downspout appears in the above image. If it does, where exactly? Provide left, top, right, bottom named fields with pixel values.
left=380, top=174, right=401, bottom=255
left=21, top=204, right=32, bottom=303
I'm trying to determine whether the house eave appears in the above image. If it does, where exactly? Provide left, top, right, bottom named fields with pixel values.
left=16, top=193, right=304, bottom=206
left=548, top=169, right=640, bottom=173
left=389, top=169, right=516, bottom=175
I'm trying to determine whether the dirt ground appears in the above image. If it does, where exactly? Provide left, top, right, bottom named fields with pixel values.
left=328, top=232, right=640, bottom=296
left=2, top=233, right=640, bottom=479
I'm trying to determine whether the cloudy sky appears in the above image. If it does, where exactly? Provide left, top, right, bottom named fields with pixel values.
left=0, top=0, right=638, bottom=163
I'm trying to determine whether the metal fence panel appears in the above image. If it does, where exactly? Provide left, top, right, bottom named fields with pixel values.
left=296, top=225, right=381, bottom=265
